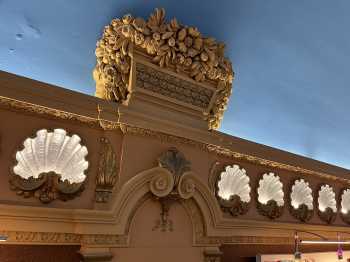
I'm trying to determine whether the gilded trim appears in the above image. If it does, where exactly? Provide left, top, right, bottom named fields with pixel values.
left=1, top=96, right=349, bottom=185
left=120, top=124, right=350, bottom=185
left=0, top=96, right=102, bottom=129
left=0, top=231, right=128, bottom=246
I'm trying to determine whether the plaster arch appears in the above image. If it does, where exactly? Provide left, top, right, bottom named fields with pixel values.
left=109, top=166, right=223, bottom=245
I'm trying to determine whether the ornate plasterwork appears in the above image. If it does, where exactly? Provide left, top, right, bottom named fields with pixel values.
left=0, top=96, right=101, bottom=129
left=95, top=137, right=119, bottom=203
left=203, top=247, right=222, bottom=262
left=10, top=172, right=85, bottom=204
left=157, top=147, right=191, bottom=184
left=1, top=97, right=349, bottom=187
left=317, top=184, right=337, bottom=224
left=150, top=148, right=196, bottom=232
left=119, top=124, right=350, bottom=186
left=256, top=173, right=284, bottom=219
left=10, top=129, right=89, bottom=204
left=289, top=179, right=314, bottom=222
left=214, top=164, right=251, bottom=217
left=93, top=8, right=234, bottom=129
left=0, top=231, right=128, bottom=246
left=136, top=62, right=214, bottom=109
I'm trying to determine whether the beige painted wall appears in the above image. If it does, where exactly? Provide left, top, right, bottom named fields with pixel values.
left=111, top=198, right=203, bottom=262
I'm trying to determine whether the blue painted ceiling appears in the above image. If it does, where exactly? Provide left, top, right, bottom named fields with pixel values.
left=1, top=0, right=349, bottom=168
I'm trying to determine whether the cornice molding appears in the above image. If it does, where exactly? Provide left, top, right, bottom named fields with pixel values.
left=0, top=96, right=101, bottom=128
left=0, top=95, right=348, bottom=185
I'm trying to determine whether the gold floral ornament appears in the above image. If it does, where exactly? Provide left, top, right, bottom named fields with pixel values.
left=93, top=8, right=234, bottom=129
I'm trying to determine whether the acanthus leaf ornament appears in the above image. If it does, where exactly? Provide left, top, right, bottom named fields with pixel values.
left=95, top=137, right=119, bottom=203
left=157, top=147, right=191, bottom=185
left=151, top=148, right=196, bottom=232
left=10, top=129, right=89, bottom=203
left=94, top=8, right=234, bottom=130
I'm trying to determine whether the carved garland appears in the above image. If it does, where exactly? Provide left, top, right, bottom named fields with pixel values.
left=93, top=8, right=234, bottom=129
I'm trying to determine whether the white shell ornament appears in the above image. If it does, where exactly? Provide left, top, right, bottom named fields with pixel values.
left=290, top=179, right=313, bottom=222
left=340, top=189, right=350, bottom=224
left=257, top=173, right=284, bottom=219
left=10, top=129, right=89, bottom=203
left=317, top=184, right=337, bottom=224
left=216, top=165, right=251, bottom=216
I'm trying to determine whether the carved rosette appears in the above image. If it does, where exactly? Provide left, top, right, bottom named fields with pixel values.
left=150, top=170, right=175, bottom=198
left=150, top=147, right=196, bottom=199
left=94, top=8, right=234, bottom=129
left=95, top=137, right=119, bottom=203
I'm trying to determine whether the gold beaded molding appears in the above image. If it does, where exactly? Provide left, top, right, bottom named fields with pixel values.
left=0, top=96, right=349, bottom=186
left=93, top=8, right=234, bottom=130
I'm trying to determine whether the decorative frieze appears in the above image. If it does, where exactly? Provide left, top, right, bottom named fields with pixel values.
left=0, top=231, right=127, bottom=246
left=1, top=96, right=349, bottom=188
left=136, top=63, right=214, bottom=109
